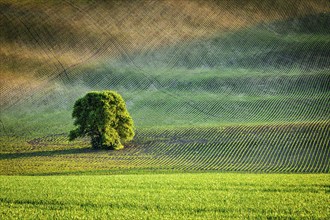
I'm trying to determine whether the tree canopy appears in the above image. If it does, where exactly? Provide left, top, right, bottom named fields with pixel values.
left=69, top=90, right=135, bottom=150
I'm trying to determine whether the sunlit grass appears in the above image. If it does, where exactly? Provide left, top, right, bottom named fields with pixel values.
left=0, top=173, right=329, bottom=219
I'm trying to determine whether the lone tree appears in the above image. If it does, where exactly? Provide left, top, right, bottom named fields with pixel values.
left=69, top=90, right=135, bottom=150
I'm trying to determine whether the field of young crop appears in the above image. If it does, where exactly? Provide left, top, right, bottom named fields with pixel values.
left=2, top=68, right=329, bottom=137
left=1, top=121, right=328, bottom=175
left=1, top=1, right=330, bottom=219
left=1, top=173, right=329, bottom=219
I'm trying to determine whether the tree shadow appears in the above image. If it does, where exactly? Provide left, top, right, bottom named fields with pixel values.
left=0, top=148, right=100, bottom=160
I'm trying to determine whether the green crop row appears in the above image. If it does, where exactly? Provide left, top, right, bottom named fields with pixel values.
left=2, top=69, right=329, bottom=137
left=1, top=122, right=328, bottom=175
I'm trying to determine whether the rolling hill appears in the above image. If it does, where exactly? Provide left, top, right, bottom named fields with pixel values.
left=0, top=0, right=329, bottom=174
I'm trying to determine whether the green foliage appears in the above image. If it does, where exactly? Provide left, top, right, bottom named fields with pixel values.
left=69, top=90, right=134, bottom=150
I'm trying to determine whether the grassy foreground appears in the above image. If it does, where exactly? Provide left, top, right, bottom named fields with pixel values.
left=0, top=173, right=329, bottom=219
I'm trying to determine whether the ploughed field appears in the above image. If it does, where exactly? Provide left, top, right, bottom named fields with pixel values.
left=2, top=66, right=329, bottom=176
left=1, top=122, right=329, bottom=175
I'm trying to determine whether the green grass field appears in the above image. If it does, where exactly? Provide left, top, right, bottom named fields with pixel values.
left=1, top=0, right=330, bottom=219
left=1, top=174, right=329, bottom=219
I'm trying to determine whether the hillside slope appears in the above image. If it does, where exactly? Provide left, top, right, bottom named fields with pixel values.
left=0, top=1, right=329, bottom=174
left=1, top=0, right=329, bottom=110
left=117, top=14, right=330, bottom=70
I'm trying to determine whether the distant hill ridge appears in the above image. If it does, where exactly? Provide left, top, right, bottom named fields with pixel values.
left=1, top=0, right=329, bottom=76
